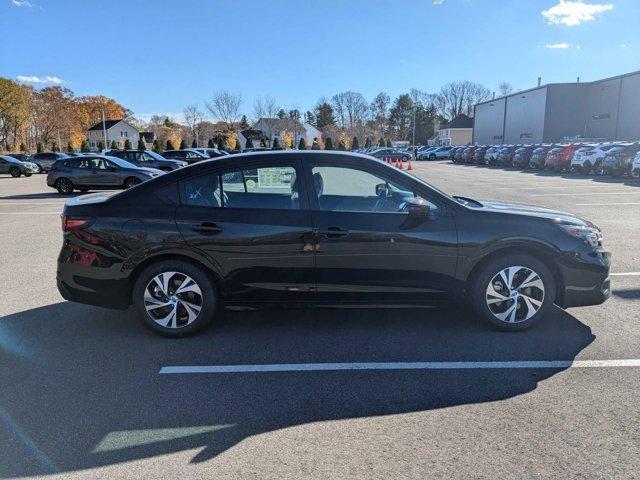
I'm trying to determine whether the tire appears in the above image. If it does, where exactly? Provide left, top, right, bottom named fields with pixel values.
left=10, top=167, right=21, bottom=178
left=24, top=171, right=32, bottom=177
left=429, top=154, right=436, bottom=160
left=470, top=254, right=556, bottom=331
left=124, top=177, right=141, bottom=189
left=55, top=177, right=74, bottom=194
left=133, top=260, right=216, bottom=337
left=35, top=164, right=43, bottom=174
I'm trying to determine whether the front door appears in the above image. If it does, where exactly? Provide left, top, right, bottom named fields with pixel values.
left=175, top=158, right=316, bottom=303
left=303, top=160, right=458, bottom=304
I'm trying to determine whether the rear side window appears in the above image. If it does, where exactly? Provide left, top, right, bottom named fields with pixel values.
left=183, top=164, right=299, bottom=210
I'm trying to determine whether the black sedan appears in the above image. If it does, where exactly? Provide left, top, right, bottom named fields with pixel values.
left=57, top=151, right=611, bottom=336
left=47, top=155, right=164, bottom=194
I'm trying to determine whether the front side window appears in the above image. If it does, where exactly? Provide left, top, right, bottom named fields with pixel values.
left=310, top=165, right=437, bottom=214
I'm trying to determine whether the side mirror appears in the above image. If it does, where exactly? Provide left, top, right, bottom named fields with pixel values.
left=375, top=183, right=390, bottom=197
left=406, top=196, right=430, bottom=217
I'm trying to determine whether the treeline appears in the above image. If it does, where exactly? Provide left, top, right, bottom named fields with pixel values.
left=0, top=77, right=130, bottom=153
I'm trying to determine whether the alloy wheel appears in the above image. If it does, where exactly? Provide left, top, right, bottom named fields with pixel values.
left=485, top=266, right=545, bottom=324
left=143, top=271, right=203, bottom=329
left=125, top=178, right=141, bottom=188
left=57, top=178, right=74, bottom=194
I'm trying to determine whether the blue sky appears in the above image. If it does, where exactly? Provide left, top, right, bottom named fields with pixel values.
left=1, top=0, right=638, bottom=121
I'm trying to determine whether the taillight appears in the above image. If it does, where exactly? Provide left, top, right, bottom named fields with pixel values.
left=61, top=215, right=94, bottom=232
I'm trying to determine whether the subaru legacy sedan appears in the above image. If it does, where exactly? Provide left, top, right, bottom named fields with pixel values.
left=57, top=151, right=611, bottom=336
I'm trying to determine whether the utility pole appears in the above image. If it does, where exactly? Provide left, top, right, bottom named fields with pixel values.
left=412, top=104, right=416, bottom=146
left=101, top=108, right=108, bottom=152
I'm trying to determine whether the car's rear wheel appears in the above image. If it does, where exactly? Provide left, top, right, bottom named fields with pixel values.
left=9, top=167, right=21, bottom=178
left=124, top=177, right=141, bottom=189
left=24, top=171, right=32, bottom=177
left=55, top=177, right=74, bottom=194
left=133, top=260, right=216, bottom=337
left=470, top=254, right=556, bottom=331
left=35, top=164, right=43, bottom=174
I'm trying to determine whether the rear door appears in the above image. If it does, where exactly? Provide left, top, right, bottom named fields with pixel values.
left=303, top=157, right=458, bottom=304
left=175, top=157, right=316, bottom=303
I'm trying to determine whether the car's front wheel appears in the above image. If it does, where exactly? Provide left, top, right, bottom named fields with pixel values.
left=133, top=260, right=216, bottom=337
left=124, top=177, right=141, bottom=189
left=55, top=177, right=74, bottom=194
left=470, top=254, right=556, bottom=331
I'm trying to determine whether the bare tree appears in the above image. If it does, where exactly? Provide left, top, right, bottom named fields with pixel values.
left=498, top=82, right=514, bottom=97
left=435, top=81, right=492, bottom=120
left=183, top=104, right=204, bottom=146
left=252, top=95, right=280, bottom=121
left=370, top=92, right=390, bottom=135
left=206, top=90, right=242, bottom=131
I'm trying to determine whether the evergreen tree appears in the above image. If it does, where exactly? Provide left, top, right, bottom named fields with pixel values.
left=272, top=137, right=280, bottom=149
left=234, top=138, right=241, bottom=151
left=191, top=138, right=197, bottom=148
left=51, top=142, right=59, bottom=152
left=365, top=137, right=372, bottom=148
left=19, top=142, right=27, bottom=152
left=351, top=136, right=359, bottom=150
left=152, top=139, right=161, bottom=153
left=66, top=142, right=74, bottom=152
left=239, top=115, right=249, bottom=129
left=260, top=138, right=267, bottom=148
left=97, top=140, right=105, bottom=152
left=138, top=138, right=146, bottom=150
left=246, top=137, right=254, bottom=149
left=378, top=138, right=385, bottom=147
left=207, top=138, right=215, bottom=148
left=217, top=136, right=226, bottom=150
left=110, top=140, right=118, bottom=150
left=338, top=139, right=346, bottom=151
left=276, top=109, right=286, bottom=119
left=80, top=140, right=90, bottom=152
left=311, top=137, right=320, bottom=150
left=325, top=137, right=334, bottom=150
left=386, top=138, right=392, bottom=147
left=179, top=139, right=187, bottom=150
left=298, top=137, right=307, bottom=150
left=124, top=139, right=132, bottom=150
left=315, top=102, right=336, bottom=129
left=36, top=142, right=43, bottom=153
left=166, top=139, right=175, bottom=150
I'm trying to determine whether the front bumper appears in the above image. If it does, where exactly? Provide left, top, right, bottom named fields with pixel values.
left=558, top=246, right=611, bottom=308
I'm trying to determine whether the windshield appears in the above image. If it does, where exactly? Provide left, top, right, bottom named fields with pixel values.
left=1, top=156, right=20, bottom=164
left=145, top=151, right=168, bottom=161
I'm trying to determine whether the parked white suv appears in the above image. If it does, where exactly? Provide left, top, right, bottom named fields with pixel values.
left=570, top=144, right=615, bottom=174
left=420, top=146, right=453, bottom=160
left=631, top=150, right=640, bottom=177
left=569, top=145, right=597, bottom=173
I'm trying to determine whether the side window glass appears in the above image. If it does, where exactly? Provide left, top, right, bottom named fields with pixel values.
left=184, top=174, right=222, bottom=207
left=221, top=165, right=298, bottom=210
left=310, top=165, right=438, bottom=214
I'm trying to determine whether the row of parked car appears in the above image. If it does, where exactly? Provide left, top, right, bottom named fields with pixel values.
left=443, top=142, right=640, bottom=177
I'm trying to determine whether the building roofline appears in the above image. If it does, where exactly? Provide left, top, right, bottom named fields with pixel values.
left=475, top=69, right=640, bottom=108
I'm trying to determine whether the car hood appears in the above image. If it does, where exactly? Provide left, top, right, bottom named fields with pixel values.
left=478, top=200, right=596, bottom=228
left=134, top=167, right=165, bottom=175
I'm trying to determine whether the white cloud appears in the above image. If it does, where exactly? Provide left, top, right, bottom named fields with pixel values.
left=11, top=0, right=34, bottom=7
left=542, top=1, right=613, bottom=26
left=16, top=75, right=64, bottom=84
left=619, top=43, right=627, bottom=48
left=545, top=42, right=571, bottom=49
left=433, top=0, right=444, bottom=4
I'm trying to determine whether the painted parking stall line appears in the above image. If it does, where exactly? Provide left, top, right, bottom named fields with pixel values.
left=611, top=272, right=640, bottom=277
left=160, top=359, right=640, bottom=375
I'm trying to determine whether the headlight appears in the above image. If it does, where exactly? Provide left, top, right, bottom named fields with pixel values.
left=559, top=224, right=602, bottom=248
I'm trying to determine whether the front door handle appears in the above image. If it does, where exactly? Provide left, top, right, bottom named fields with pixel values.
left=191, top=222, right=223, bottom=234
left=317, top=226, right=349, bottom=238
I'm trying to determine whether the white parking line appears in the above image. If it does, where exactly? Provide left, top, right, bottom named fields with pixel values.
left=160, top=359, right=640, bottom=374
left=0, top=212, right=60, bottom=215
left=611, top=272, right=640, bottom=276
left=531, top=192, right=640, bottom=197
left=576, top=202, right=640, bottom=206
left=0, top=202, right=64, bottom=206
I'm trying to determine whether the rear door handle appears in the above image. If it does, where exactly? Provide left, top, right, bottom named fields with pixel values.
left=317, top=226, right=349, bottom=238
left=191, top=222, right=223, bottom=234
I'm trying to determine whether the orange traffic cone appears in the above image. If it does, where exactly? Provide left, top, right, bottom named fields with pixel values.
left=407, top=160, right=413, bottom=170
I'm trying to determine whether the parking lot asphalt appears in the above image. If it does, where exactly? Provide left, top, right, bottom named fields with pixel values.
left=1, top=163, right=639, bottom=479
